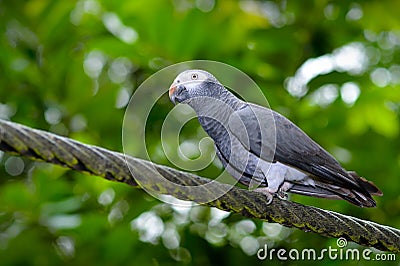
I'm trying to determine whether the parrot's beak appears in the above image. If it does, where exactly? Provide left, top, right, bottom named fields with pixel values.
left=169, top=84, right=189, bottom=104
left=169, top=84, right=177, bottom=104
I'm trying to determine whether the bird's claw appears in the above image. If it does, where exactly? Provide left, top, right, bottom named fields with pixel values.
left=254, top=185, right=290, bottom=204
left=277, top=190, right=288, bottom=200
left=277, top=182, right=292, bottom=200
left=254, top=187, right=276, bottom=205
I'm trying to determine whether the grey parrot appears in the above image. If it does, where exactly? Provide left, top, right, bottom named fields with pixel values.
left=168, top=69, right=382, bottom=207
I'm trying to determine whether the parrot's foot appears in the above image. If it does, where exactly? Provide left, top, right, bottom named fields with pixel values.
left=277, top=190, right=288, bottom=200
left=254, top=187, right=276, bottom=204
left=277, top=182, right=293, bottom=200
left=254, top=182, right=293, bottom=203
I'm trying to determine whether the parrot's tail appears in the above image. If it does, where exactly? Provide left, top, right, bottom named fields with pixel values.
left=288, top=176, right=382, bottom=208
left=348, top=171, right=383, bottom=196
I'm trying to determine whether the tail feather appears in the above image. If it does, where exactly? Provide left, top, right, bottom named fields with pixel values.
left=348, top=171, right=383, bottom=196
left=288, top=178, right=380, bottom=208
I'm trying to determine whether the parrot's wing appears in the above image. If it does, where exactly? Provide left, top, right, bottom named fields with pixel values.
left=228, top=104, right=381, bottom=198
left=271, top=111, right=378, bottom=192
left=228, top=104, right=276, bottom=163
left=271, top=110, right=357, bottom=186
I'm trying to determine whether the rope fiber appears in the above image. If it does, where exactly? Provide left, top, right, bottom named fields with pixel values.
left=0, top=119, right=399, bottom=253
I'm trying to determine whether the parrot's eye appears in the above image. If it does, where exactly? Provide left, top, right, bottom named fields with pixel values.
left=191, top=73, right=198, bottom=80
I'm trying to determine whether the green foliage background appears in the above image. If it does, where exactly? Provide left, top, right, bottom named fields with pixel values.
left=0, top=0, right=399, bottom=265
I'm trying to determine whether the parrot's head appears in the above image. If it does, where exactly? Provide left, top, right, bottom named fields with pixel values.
left=169, top=69, right=222, bottom=105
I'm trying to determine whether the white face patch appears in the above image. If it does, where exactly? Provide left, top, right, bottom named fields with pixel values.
left=173, top=69, right=217, bottom=88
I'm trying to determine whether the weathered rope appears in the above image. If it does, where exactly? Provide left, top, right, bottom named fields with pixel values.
left=0, top=119, right=398, bottom=253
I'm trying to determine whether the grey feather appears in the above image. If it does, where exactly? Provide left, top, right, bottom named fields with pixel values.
left=169, top=69, right=383, bottom=207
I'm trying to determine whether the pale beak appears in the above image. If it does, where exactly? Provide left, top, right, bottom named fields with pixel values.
left=169, top=84, right=177, bottom=104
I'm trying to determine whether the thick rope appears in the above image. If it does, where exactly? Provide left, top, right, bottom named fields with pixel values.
left=0, top=119, right=399, bottom=253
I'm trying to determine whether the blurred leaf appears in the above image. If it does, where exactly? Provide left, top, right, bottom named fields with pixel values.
left=1, top=0, right=399, bottom=265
